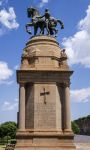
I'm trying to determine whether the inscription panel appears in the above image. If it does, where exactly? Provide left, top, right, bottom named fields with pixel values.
left=35, top=103, right=56, bottom=128
left=34, top=84, right=56, bottom=129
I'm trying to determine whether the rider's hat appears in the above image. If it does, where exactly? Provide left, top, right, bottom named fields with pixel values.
left=45, top=9, right=49, bottom=12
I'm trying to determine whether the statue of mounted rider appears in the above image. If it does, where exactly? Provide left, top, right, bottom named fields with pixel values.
left=26, top=7, right=64, bottom=37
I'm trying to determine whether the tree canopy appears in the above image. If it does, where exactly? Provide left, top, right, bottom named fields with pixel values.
left=0, top=121, right=17, bottom=139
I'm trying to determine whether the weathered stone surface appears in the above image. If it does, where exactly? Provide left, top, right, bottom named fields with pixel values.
left=20, top=36, right=69, bottom=70
left=16, top=36, right=76, bottom=149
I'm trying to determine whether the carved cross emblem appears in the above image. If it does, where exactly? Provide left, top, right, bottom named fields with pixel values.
left=40, top=88, right=50, bottom=104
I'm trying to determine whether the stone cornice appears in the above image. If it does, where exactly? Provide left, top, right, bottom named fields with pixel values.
left=17, top=70, right=73, bottom=84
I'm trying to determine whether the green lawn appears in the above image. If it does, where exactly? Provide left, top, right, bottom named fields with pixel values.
left=0, top=145, right=6, bottom=150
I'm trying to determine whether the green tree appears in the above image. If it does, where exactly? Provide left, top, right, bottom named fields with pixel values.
left=0, top=121, right=17, bottom=139
left=71, top=121, right=80, bottom=134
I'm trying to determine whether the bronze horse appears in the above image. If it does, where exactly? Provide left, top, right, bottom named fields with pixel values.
left=26, top=7, right=64, bottom=37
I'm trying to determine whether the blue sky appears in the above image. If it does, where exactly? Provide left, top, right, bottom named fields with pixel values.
left=0, top=0, right=90, bottom=123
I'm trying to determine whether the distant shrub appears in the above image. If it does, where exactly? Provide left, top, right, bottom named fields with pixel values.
left=71, top=121, right=80, bottom=134
left=0, top=136, right=11, bottom=144
left=87, top=115, right=90, bottom=119
left=3, top=136, right=11, bottom=142
left=10, top=139, right=16, bottom=144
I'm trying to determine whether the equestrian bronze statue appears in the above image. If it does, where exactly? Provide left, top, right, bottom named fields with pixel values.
left=26, top=7, right=64, bottom=37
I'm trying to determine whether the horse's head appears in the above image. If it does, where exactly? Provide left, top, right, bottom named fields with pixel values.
left=27, top=7, right=39, bottom=18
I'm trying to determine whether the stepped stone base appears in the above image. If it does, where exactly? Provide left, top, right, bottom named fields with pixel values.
left=15, top=147, right=85, bottom=150
left=15, top=147, right=76, bottom=150
left=15, top=131, right=76, bottom=150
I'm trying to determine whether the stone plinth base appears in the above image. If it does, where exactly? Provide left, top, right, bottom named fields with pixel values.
left=15, top=146, right=76, bottom=150
left=15, top=131, right=76, bottom=149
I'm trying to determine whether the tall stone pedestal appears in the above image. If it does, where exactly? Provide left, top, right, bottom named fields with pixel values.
left=15, top=36, right=76, bottom=149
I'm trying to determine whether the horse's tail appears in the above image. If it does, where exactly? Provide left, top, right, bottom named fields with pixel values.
left=57, top=20, right=64, bottom=29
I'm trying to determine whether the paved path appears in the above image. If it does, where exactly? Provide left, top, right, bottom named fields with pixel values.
left=75, top=135, right=90, bottom=143
left=75, top=135, right=90, bottom=150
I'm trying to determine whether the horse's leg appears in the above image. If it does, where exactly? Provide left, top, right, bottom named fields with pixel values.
left=40, top=28, right=42, bottom=35
left=34, top=26, right=38, bottom=35
left=42, top=27, right=44, bottom=35
left=45, top=22, right=50, bottom=35
left=26, top=25, right=32, bottom=34
left=51, top=27, right=58, bottom=37
left=25, top=23, right=33, bottom=34
left=48, top=27, right=53, bottom=35
left=53, top=28, right=58, bottom=36
left=42, top=24, right=45, bottom=35
left=40, top=26, right=44, bottom=35
left=25, top=24, right=29, bottom=32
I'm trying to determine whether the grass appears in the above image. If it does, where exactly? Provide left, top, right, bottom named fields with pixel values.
left=0, top=145, right=6, bottom=150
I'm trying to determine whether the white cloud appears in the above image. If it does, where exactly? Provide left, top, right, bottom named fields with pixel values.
left=62, top=5, right=90, bottom=68
left=0, top=61, right=13, bottom=82
left=0, top=7, right=19, bottom=30
left=71, top=87, right=90, bottom=103
left=39, top=0, right=49, bottom=8
left=2, top=99, right=18, bottom=111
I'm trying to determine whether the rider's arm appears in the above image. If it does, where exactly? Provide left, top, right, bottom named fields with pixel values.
left=36, top=15, right=45, bottom=19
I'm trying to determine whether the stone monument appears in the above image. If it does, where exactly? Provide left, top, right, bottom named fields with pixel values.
left=15, top=7, right=76, bottom=150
